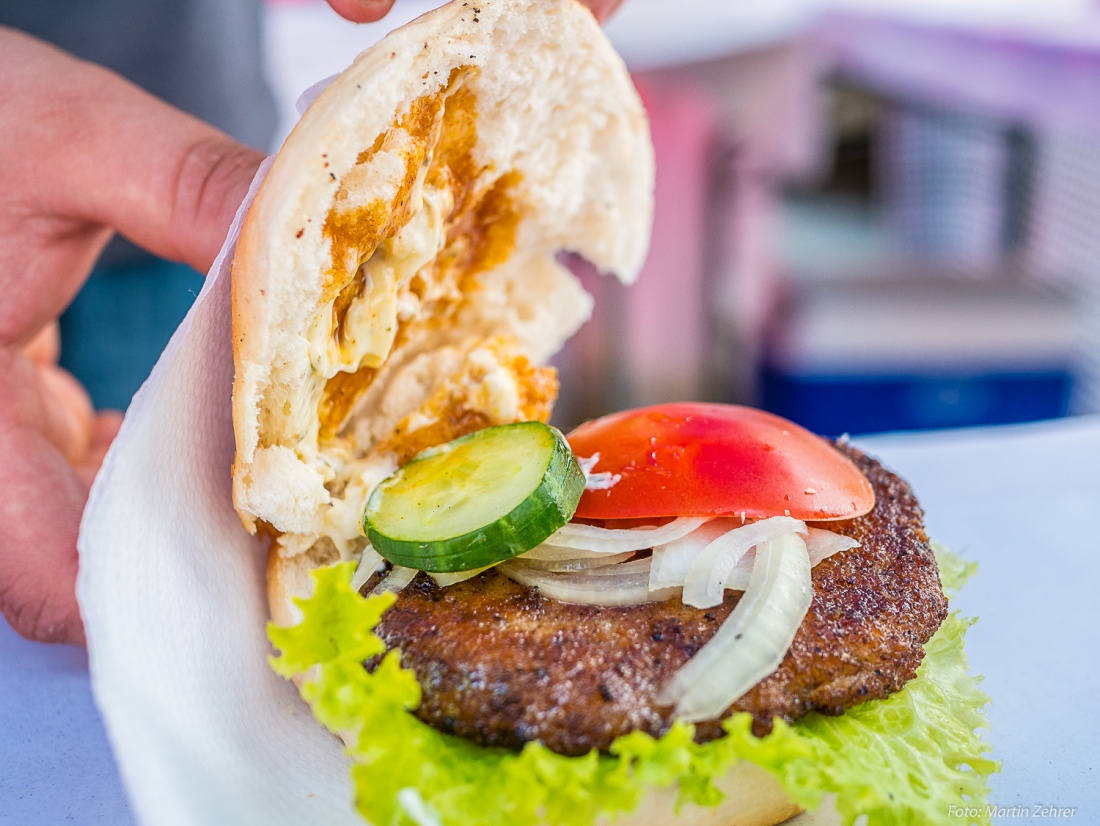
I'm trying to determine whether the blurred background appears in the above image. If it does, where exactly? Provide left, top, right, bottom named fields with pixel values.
left=18, top=0, right=1100, bottom=437
left=264, top=0, right=1100, bottom=435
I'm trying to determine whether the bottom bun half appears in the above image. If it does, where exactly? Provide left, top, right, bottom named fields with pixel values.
left=267, top=550, right=835, bottom=826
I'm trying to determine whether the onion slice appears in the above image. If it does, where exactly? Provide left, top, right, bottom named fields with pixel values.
left=370, top=565, right=418, bottom=596
left=806, top=527, right=860, bottom=565
left=428, top=566, right=492, bottom=587
left=575, top=558, right=652, bottom=577
left=499, top=558, right=676, bottom=606
left=510, top=551, right=636, bottom=573
left=657, top=532, right=813, bottom=722
left=520, top=544, right=634, bottom=562
left=652, top=523, right=857, bottom=596
left=681, top=529, right=858, bottom=593
left=649, top=519, right=739, bottom=591
left=681, top=516, right=806, bottom=609
left=350, top=546, right=385, bottom=594
left=576, top=453, right=621, bottom=491
left=545, top=517, right=708, bottom=553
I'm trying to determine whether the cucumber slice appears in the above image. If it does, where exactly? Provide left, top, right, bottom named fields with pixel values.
left=363, top=422, right=585, bottom=573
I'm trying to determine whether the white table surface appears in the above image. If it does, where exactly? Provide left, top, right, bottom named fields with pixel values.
left=2, top=415, right=1098, bottom=825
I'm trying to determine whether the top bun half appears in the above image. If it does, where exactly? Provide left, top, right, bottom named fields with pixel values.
left=231, top=0, right=653, bottom=560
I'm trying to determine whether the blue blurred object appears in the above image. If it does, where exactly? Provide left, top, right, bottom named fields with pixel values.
left=760, top=276, right=1080, bottom=436
left=761, top=368, right=1071, bottom=437
left=59, top=260, right=205, bottom=412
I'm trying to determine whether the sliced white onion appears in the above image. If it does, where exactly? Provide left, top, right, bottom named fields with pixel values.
left=577, top=557, right=652, bottom=577
left=350, top=546, right=384, bottom=594
left=519, top=544, right=631, bottom=562
left=681, top=516, right=806, bottom=609
left=369, top=565, right=418, bottom=596
left=576, top=453, right=621, bottom=491
left=649, top=519, right=742, bottom=591
left=429, top=566, right=492, bottom=587
left=657, top=532, right=813, bottom=722
left=546, top=517, right=708, bottom=554
left=660, top=523, right=858, bottom=593
left=806, top=527, right=860, bottom=565
left=509, top=551, right=636, bottom=573
left=575, top=454, right=601, bottom=474
left=720, top=554, right=755, bottom=592
left=499, top=558, right=677, bottom=606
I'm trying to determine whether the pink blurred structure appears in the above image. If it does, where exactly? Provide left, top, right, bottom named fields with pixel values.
left=555, top=40, right=821, bottom=425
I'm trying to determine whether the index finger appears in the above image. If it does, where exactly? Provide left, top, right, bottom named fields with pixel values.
left=0, top=29, right=264, bottom=343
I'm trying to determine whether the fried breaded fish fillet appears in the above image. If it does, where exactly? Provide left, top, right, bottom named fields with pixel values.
left=372, top=444, right=948, bottom=756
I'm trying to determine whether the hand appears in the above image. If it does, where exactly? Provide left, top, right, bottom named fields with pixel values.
left=0, top=28, right=265, bottom=644
left=325, top=0, right=624, bottom=23
left=0, top=0, right=625, bottom=646
left=18, top=323, right=123, bottom=492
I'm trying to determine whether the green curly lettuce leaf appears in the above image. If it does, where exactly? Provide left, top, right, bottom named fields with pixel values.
left=933, top=541, right=978, bottom=601
left=269, top=546, right=995, bottom=826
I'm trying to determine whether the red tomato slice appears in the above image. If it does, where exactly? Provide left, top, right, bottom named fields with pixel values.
left=566, top=403, right=875, bottom=522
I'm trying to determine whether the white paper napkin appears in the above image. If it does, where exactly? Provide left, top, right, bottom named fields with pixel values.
left=72, top=162, right=829, bottom=825
left=76, top=157, right=361, bottom=826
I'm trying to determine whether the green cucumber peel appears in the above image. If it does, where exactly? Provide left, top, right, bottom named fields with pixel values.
left=363, top=422, right=585, bottom=573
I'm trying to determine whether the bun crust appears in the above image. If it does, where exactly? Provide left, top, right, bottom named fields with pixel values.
left=232, top=0, right=652, bottom=552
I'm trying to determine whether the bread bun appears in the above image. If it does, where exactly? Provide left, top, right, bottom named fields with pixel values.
left=238, top=1, right=816, bottom=823
left=232, top=0, right=651, bottom=553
